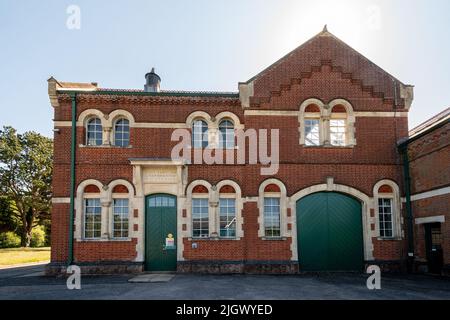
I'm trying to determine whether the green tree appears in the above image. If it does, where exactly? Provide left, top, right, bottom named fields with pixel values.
left=0, top=126, right=52, bottom=247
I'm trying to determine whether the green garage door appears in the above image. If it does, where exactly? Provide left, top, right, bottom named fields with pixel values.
left=296, top=192, right=364, bottom=271
left=145, top=194, right=177, bottom=271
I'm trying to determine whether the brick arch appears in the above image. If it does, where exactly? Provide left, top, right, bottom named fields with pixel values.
left=108, top=179, right=135, bottom=197
left=193, top=185, right=209, bottom=194
left=219, top=185, right=235, bottom=193
left=264, top=184, right=281, bottom=193
left=84, top=184, right=101, bottom=193
left=378, top=185, right=393, bottom=193
left=186, top=179, right=213, bottom=197
left=304, top=104, right=321, bottom=113
left=112, top=184, right=129, bottom=193
left=77, top=109, right=106, bottom=127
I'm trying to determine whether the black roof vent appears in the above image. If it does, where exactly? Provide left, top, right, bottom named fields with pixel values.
left=144, top=67, right=161, bottom=92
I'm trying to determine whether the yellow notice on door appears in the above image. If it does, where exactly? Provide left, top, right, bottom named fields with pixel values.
left=165, top=233, right=175, bottom=249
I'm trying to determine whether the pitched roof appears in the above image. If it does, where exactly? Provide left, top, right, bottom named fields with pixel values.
left=409, top=107, right=450, bottom=138
left=245, top=27, right=410, bottom=101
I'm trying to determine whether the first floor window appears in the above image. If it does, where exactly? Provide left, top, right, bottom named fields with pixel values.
left=114, top=118, right=130, bottom=147
left=304, top=119, right=320, bottom=146
left=192, top=198, right=209, bottom=238
left=192, top=120, right=208, bottom=148
left=87, top=118, right=103, bottom=146
left=378, top=198, right=393, bottom=238
left=84, top=198, right=101, bottom=239
left=219, top=198, right=236, bottom=238
left=264, top=197, right=280, bottom=237
left=219, top=120, right=235, bottom=149
left=330, top=119, right=346, bottom=146
left=113, top=199, right=129, bottom=238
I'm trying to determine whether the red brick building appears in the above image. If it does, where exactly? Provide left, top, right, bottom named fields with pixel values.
left=399, top=108, right=450, bottom=275
left=46, top=27, right=417, bottom=274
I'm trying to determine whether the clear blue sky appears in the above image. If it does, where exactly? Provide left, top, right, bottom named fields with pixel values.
left=1, top=0, right=449, bottom=137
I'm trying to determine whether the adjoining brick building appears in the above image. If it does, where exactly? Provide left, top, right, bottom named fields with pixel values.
left=46, top=27, right=418, bottom=275
left=399, top=108, right=450, bottom=275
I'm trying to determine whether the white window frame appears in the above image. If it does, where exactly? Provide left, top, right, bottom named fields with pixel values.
left=83, top=197, right=102, bottom=239
left=373, top=180, right=402, bottom=240
left=304, top=117, right=321, bottom=146
left=329, top=118, right=347, bottom=146
left=219, top=119, right=235, bottom=149
left=263, top=196, right=281, bottom=237
left=113, top=118, right=130, bottom=147
left=219, top=196, right=237, bottom=238
left=192, top=119, right=209, bottom=149
left=257, top=179, right=288, bottom=239
left=377, top=197, right=394, bottom=239
left=86, top=117, right=103, bottom=146
left=192, top=196, right=210, bottom=238
left=112, top=197, right=130, bottom=239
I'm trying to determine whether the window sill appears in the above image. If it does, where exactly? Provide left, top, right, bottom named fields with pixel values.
left=76, top=238, right=132, bottom=242
left=188, top=237, right=240, bottom=241
left=79, top=144, right=133, bottom=149
left=261, top=236, right=288, bottom=241
left=377, top=237, right=402, bottom=241
left=301, top=145, right=355, bottom=149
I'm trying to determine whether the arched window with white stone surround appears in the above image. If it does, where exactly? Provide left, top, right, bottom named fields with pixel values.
left=299, top=98, right=356, bottom=147
left=113, top=118, right=130, bottom=147
left=373, top=180, right=402, bottom=239
left=86, top=117, right=103, bottom=146
left=216, top=180, right=244, bottom=239
left=218, top=119, right=235, bottom=149
left=82, top=184, right=102, bottom=239
left=258, top=179, right=288, bottom=239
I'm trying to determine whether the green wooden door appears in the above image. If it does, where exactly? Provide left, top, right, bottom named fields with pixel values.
left=296, top=192, right=363, bottom=271
left=145, top=194, right=177, bottom=271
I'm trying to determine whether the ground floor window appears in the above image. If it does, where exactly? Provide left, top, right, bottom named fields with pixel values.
left=219, top=198, right=236, bottom=238
left=84, top=198, right=101, bottom=239
left=113, top=199, right=129, bottom=238
left=378, top=198, right=393, bottom=238
left=264, top=197, right=281, bottom=237
left=192, top=198, right=209, bottom=238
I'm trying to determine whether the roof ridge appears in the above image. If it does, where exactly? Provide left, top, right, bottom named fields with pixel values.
left=242, top=26, right=408, bottom=87
left=409, top=107, right=450, bottom=137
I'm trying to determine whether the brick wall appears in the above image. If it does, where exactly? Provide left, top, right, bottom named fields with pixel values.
left=50, top=34, right=410, bottom=268
left=408, top=122, right=450, bottom=268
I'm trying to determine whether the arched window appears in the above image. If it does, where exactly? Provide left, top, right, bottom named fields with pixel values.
left=83, top=184, right=101, bottom=239
left=219, top=120, right=235, bottom=149
left=258, top=179, right=288, bottom=239
left=192, top=119, right=209, bottom=148
left=299, top=98, right=356, bottom=147
left=330, top=105, right=347, bottom=146
left=373, top=180, right=401, bottom=239
left=303, top=104, right=321, bottom=146
left=219, top=185, right=236, bottom=238
left=86, top=117, right=103, bottom=146
left=114, top=118, right=130, bottom=147
left=191, top=185, right=209, bottom=238
left=263, top=184, right=281, bottom=237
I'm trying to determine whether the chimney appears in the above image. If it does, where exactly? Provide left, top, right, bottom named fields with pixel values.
left=144, top=67, right=161, bottom=92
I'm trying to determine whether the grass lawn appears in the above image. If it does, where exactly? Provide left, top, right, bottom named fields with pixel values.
left=0, top=247, right=50, bottom=266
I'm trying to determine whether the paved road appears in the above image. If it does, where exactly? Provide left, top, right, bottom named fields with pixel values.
left=0, top=265, right=449, bottom=300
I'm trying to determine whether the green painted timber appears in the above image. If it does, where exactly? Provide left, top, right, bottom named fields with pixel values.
left=145, top=194, right=177, bottom=271
left=296, top=192, right=364, bottom=271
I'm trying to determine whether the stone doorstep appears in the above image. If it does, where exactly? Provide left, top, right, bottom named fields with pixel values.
left=128, top=273, right=176, bottom=283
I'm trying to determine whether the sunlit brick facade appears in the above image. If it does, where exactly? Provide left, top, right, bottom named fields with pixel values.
left=46, top=28, right=418, bottom=274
